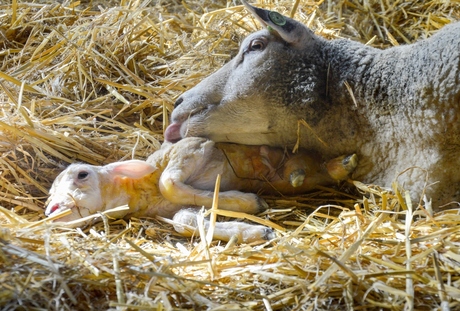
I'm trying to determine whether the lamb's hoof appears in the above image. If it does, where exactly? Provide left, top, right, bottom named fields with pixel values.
left=264, top=228, right=276, bottom=240
left=289, top=169, right=306, bottom=187
left=327, top=153, right=359, bottom=180
left=257, top=197, right=269, bottom=213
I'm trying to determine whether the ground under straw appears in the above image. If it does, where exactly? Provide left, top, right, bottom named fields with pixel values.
left=0, top=0, right=459, bottom=310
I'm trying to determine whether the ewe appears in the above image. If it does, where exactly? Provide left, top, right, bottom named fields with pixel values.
left=167, top=1, right=460, bottom=208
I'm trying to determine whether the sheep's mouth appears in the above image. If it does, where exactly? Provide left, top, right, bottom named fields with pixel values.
left=165, top=108, right=208, bottom=142
left=164, top=122, right=183, bottom=142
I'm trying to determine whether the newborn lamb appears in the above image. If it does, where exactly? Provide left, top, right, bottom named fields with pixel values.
left=45, top=137, right=357, bottom=243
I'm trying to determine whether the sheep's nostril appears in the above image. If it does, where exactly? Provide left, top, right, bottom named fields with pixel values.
left=174, top=97, right=184, bottom=108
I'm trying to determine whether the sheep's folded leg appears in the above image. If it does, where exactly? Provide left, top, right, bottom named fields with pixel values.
left=172, top=209, right=275, bottom=243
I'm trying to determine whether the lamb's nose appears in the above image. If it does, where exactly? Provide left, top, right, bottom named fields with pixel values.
left=174, top=97, right=183, bottom=108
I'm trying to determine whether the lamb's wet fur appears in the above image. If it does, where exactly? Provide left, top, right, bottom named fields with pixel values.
left=168, top=1, right=460, bottom=207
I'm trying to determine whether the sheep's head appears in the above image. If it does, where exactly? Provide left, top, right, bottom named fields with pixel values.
left=45, top=160, right=156, bottom=222
left=165, top=0, right=327, bottom=147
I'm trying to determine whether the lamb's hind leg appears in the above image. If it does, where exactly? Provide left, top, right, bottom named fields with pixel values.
left=326, top=154, right=358, bottom=180
left=172, top=209, right=275, bottom=243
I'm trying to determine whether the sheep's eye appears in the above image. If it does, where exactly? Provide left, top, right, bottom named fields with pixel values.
left=77, top=171, right=89, bottom=180
left=248, top=39, right=266, bottom=52
left=240, top=38, right=267, bottom=63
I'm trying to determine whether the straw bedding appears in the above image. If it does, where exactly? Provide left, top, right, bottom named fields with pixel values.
left=1, top=0, right=459, bottom=310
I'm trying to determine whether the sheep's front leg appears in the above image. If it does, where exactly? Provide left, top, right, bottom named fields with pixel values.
left=159, top=167, right=267, bottom=214
left=172, top=209, right=275, bottom=243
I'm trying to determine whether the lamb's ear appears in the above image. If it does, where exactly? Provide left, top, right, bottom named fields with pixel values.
left=106, top=160, right=156, bottom=179
left=242, top=0, right=314, bottom=46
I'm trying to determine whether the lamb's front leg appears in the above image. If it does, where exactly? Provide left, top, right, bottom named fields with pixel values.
left=172, top=209, right=275, bottom=243
left=159, top=150, right=267, bottom=214
left=159, top=167, right=267, bottom=214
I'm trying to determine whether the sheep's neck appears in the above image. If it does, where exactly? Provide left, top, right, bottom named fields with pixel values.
left=321, top=36, right=459, bottom=185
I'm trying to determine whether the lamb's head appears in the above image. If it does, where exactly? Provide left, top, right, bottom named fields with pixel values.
left=45, top=160, right=156, bottom=222
left=166, top=0, right=327, bottom=147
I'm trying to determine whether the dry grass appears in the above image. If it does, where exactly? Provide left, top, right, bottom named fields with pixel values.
left=0, top=0, right=459, bottom=310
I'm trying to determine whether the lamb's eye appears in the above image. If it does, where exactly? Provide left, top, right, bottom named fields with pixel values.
left=77, top=171, right=89, bottom=180
left=248, top=39, right=266, bottom=52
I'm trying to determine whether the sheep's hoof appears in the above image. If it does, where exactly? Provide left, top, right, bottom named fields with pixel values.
left=289, top=169, right=306, bottom=187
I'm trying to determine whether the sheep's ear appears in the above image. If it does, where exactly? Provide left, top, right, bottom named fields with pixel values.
left=242, top=0, right=313, bottom=46
left=106, top=160, right=156, bottom=179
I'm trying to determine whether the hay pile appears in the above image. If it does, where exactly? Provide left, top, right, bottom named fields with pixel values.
left=1, top=0, right=459, bottom=310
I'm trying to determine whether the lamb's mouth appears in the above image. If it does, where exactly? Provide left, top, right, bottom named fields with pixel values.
left=46, top=199, right=88, bottom=217
left=46, top=202, right=75, bottom=216
left=46, top=202, right=64, bottom=216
